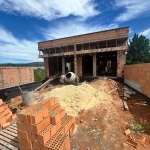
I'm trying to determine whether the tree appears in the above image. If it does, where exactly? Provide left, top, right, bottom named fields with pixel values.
left=126, top=33, right=150, bottom=64
left=34, top=68, right=45, bottom=81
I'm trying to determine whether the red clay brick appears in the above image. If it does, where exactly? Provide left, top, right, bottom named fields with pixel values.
left=31, top=109, right=43, bottom=125
left=31, top=133, right=37, bottom=142
left=37, top=128, right=50, bottom=145
left=0, top=111, right=5, bottom=119
left=4, top=108, right=10, bottom=115
left=51, top=113, right=60, bottom=125
left=11, top=114, right=17, bottom=120
left=2, top=104, right=8, bottom=110
left=56, top=121, right=61, bottom=131
left=59, top=109, right=66, bottom=119
left=5, top=112, right=12, bottom=121
left=17, top=129, right=29, bottom=140
left=0, top=99, right=3, bottom=106
left=0, top=106, right=4, bottom=113
left=31, top=117, right=50, bottom=134
left=0, top=116, right=6, bottom=124
left=69, top=123, right=75, bottom=137
left=20, top=138, right=33, bottom=149
left=42, top=108, right=49, bottom=119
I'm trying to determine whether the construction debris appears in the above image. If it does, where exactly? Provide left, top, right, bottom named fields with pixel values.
left=17, top=97, right=75, bottom=150
left=0, top=99, right=17, bottom=129
left=124, top=129, right=131, bottom=135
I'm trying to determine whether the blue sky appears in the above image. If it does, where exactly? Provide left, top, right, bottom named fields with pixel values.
left=0, top=0, right=150, bottom=63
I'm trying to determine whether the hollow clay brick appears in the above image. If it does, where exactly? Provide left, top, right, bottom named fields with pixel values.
left=0, top=111, right=5, bottom=119
left=4, top=108, right=10, bottom=115
left=0, top=106, right=4, bottom=113
left=51, top=113, right=60, bottom=125
left=32, top=117, right=50, bottom=134
left=2, top=104, right=8, bottom=110
left=11, top=114, right=17, bottom=120
left=17, top=129, right=29, bottom=140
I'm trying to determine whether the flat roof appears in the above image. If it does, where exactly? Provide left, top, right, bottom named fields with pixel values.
left=38, top=26, right=130, bottom=43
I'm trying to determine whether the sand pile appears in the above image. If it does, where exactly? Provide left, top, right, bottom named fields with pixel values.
left=43, top=84, right=112, bottom=116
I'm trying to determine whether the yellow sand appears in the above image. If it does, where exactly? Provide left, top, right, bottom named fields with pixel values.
left=43, top=84, right=112, bottom=116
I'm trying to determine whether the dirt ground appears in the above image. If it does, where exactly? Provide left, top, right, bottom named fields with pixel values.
left=8, top=78, right=150, bottom=150
left=70, top=79, right=150, bottom=150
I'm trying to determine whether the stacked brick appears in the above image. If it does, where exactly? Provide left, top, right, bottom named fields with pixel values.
left=0, top=99, right=17, bottom=129
left=17, top=97, right=75, bottom=150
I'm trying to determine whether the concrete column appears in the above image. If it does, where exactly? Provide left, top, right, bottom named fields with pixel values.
left=117, top=50, right=125, bottom=77
left=62, top=56, right=65, bottom=75
left=93, top=53, right=97, bottom=77
left=44, top=57, right=49, bottom=77
left=74, top=44, right=77, bottom=75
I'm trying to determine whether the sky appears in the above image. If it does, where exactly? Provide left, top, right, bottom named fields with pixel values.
left=0, top=0, right=150, bottom=63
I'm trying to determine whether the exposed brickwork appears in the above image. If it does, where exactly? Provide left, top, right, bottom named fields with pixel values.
left=44, top=58, right=49, bottom=77
left=124, top=63, right=150, bottom=98
left=76, top=56, right=82, bottom=76
left=117, top=50, right=125, bottom=77
left=38, top=27, right=129, bottom=49
left=0, top=67, right=34, bottom=88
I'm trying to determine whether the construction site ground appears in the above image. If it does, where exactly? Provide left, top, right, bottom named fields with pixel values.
left=7, top=78, right=150, bottom=150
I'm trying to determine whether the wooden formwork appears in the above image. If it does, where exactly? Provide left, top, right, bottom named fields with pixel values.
left=0, top=123, right=19, bottom=150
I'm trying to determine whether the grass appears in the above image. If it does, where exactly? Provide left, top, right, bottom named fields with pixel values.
left=127, top=117, right=150, bottom=133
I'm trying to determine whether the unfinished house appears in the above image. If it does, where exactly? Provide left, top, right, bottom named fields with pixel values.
left=38, top=26, right=129, bottom=77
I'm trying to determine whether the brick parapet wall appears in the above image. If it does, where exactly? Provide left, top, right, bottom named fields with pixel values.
left=124, top=63, right=150, bottom=98
left=38, top=27, right=129, bottom=49
left=0, top=67, right=34, bottom=89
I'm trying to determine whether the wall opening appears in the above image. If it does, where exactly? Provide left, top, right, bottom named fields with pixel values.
left=97, top=51, right=117, bottom=76
left=82, top=55, right=93, bottom=76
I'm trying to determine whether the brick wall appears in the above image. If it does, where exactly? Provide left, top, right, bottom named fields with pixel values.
left=124, top=63, right=150, bottom=98
left=38, top=27, right=129, bottom=49
left=0, top=67, right=34, bottom=88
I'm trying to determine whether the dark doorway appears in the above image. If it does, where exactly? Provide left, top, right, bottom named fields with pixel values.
left=82, top=55, right=93, bottom=76
left=97, top=51, right=117, bottom=76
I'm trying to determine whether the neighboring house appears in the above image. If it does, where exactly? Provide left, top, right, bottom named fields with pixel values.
left=38, top=26, right=129, bottom=77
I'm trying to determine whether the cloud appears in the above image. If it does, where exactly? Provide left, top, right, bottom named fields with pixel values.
left=0, top=27, right=42, bottom=63
left=114, top=0, right=150, bottom=22
left=139, top=28, right=150, bottom=39
left=43, top=20, right=118, bottom=40
left=0, top=0, right=99, bottom=20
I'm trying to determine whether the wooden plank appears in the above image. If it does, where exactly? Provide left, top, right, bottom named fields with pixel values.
left=6, top=127, right=17, bottom=134
left=0, top=135, right=19, bottom=148
left=0, top=132, right=18, bottom=142
left=9, top=126, right=17, bottom=130
left=123, top=100, right=129, bottom=111
left=0, top=144, right=10, bottom=150
left=3, top=130, right=17, bottom=137
left=12, top=124, right=17, bottom=127
left=0, top=139, right=18, bottom=150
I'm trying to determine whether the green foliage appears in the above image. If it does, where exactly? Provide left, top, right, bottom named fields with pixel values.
left=127, top=118, right=150, bottom=133
left=34, top=68, right=45, bottom=81
left=126, top=33, right=150, bottom=64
